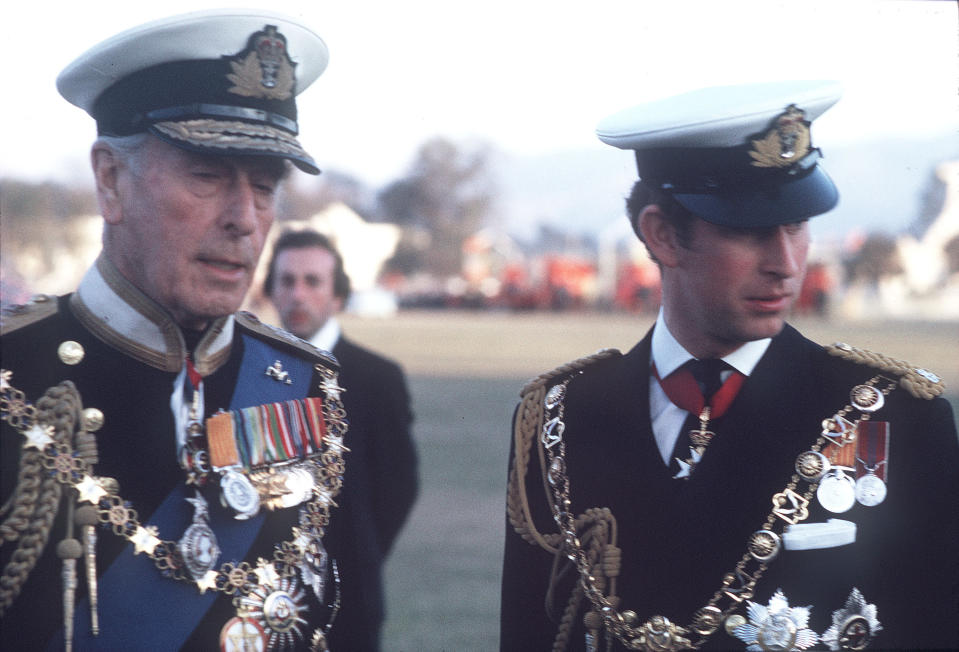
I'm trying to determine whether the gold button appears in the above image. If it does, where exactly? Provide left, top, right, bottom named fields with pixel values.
left=58, top=341, right=85, bottom=365
left=82, top=408, right=105, bottom=432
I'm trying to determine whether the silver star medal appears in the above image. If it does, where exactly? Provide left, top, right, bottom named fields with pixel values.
left=820, top=588, right=881, bottom=651
left=178, top=491, right=221, bottom=582
left=733, top=589, right=819, bottom=651
left=673, top=447, right=703, bottom=479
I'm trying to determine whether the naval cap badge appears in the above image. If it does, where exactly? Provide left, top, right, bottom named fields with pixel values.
left=227, top=25, right=297, bottom=100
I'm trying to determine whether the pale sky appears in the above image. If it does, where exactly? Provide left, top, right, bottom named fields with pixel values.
left=2, top=0, right=956, bottom=188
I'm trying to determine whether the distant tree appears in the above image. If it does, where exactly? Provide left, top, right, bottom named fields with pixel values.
left=1, top=178, right=97, bottom=222
left=845, top=233, right=903, bottom=283
left=377, top=137, right=496, bottom=276
left=277, top=169, right=376, bottom=222
left=944, top=234, right=959, bottom=275
left=907, top=167, right=948, bottom=239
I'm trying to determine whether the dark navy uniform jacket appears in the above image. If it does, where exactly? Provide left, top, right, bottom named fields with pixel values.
left=501, top=324, right=959, bottom=651
left=1, top=256, right=342, bottom=651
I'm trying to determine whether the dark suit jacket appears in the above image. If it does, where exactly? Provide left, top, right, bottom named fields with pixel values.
left=501, top=324, right=959, bottom=650
left=322, top=335, right=418, bottom=652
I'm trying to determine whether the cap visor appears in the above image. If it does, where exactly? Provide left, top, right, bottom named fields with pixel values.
left=150, top=120, right=320, bottom=174
left=672, top=167, right=838, bottom=227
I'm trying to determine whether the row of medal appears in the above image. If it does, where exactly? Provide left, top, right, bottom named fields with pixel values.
left=175, top=395, right=342, bottom=650
left=795, top=391, right=890, bottom=514
left=180, top=397, right=338, bottom=520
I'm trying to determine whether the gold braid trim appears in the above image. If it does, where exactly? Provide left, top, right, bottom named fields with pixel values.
left=826, top=342, right=945, bottom=400
left=505, top=349, right=620, bottom=651
left=0, top=381, right=93, bottom=614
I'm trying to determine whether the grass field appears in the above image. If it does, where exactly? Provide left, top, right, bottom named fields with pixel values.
left=337, top=310, right=959, bottom=651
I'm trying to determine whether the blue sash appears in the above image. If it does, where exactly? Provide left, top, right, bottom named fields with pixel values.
left=51, top=335, right=314, bottom=650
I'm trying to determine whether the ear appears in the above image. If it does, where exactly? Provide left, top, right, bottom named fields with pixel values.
left=91, top=143, right=123, bottom=225
left=638, top=204, right=681, bottom=268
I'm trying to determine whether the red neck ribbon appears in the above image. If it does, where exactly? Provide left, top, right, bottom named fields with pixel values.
left=653, top=362, right=745, bottom=419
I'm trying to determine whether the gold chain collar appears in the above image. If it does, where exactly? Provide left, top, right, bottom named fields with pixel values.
left=540, top=372, right=898, bottom=651
left=0, top=365, right=347, bottom=648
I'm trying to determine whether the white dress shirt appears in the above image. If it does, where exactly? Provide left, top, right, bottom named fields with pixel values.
left=649, top=310, right=771, bottom=464
left=308, top=317, right=341, bottom=354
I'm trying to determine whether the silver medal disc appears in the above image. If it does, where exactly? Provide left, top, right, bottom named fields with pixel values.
left=178, top=522, right=221, bottom=580
left=854, top=473, right=887, bottom=507
left=817, top=470, right=856, bottom=513
left=221, top=469, right=260, bottom=519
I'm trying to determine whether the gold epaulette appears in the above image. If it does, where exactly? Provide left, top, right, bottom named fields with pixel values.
left=826, top=341, right=945, bottom=400
left=234, top=311, right=339, bottom=370
left=519, top=348, right=621, bottom=397
left=0, top=295, right=59, bottom=335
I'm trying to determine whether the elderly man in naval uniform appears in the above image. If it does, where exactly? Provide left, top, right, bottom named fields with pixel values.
left=500, top=81, right=959, bottom=651
left=1, top=10, right=352, bottom=651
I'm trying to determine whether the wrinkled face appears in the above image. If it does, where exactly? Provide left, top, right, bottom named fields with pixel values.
left=100, top=137, right=286, bottom=330
left=269, top=246, right=343, bottom=340
left=665, top=218, right=810, bottom=357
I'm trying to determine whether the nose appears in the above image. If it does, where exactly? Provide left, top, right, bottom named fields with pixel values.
left=761, top=225, right=807, bottom=279
left=220, top=175, right=259, bottom=236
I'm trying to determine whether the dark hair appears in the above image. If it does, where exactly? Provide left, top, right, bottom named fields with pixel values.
left=263, top=229, right=352, bottom=301
left=625, top=180, right=697, bottom=263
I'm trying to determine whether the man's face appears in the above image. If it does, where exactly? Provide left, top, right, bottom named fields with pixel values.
left=102, top=137, right=285, bottom=330
left=665, top=218, right=810, bottom=357
left=269, top=246, right=343, bottom=340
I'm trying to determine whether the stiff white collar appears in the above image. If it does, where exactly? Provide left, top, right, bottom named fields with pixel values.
left=71, top=255, right=234, bottom=374
left=650, top=309, right=770, bottom=378
left=308, top=317, right=341, bottom=355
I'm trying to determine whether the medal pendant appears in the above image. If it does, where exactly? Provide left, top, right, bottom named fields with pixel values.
left=299, top=538, right=329, bottom=603
left=817, top=470, right=856, bottom=513
left=280, top=465, right=316, bottom=509
left=689, top=428, right=714, bottom=449
left=854, top=473, right=886, bottom=507
left=219, top=616, right=267, bottom=652
left=178, top=492, right=221, bottom=581
left=221, top=469, right=261, bottom=519
left=239, top=577, right=310, bottom=649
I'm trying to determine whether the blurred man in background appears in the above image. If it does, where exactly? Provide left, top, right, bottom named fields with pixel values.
left=265, top=229, right=419, bottom=651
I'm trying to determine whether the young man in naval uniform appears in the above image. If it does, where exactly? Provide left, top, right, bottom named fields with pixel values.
left=501, top=81, right=959, bottom=651
left=264, top=229, right=419, bottom=651
left=1, top=10, right=349, bottom=651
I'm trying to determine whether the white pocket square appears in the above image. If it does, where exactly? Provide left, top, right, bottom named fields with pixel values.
left=783, top=518, right=856, bottom=551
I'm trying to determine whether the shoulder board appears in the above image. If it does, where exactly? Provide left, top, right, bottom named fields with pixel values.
left=234, top=311, right=339, bottom=371
left=520, top=348, right=621, bottom=397
left=826, top=341, right=945, bottom=400
left=0, top=295, right=60, bottom=335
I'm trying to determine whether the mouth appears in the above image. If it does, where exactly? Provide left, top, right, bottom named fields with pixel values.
left=197, top=256, right=250, bottom=278
left=745, top=293, right=793, bottom=313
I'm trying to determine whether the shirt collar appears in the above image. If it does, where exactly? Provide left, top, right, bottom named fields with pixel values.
left=650, top=308, right=770, bottom=378
left=70, top=255, right=234, bottom=374
left=308, top=317, right=340, bottom=354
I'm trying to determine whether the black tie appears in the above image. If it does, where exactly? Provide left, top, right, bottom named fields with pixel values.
left=668, top=359, right=726, bottom=476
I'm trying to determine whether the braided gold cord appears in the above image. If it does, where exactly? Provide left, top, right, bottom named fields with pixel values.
left=827, top=342, right=945, bottom=399
left=0, top=381, right=87, bottom=615
left=505, top=349, right=621, bottom=651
